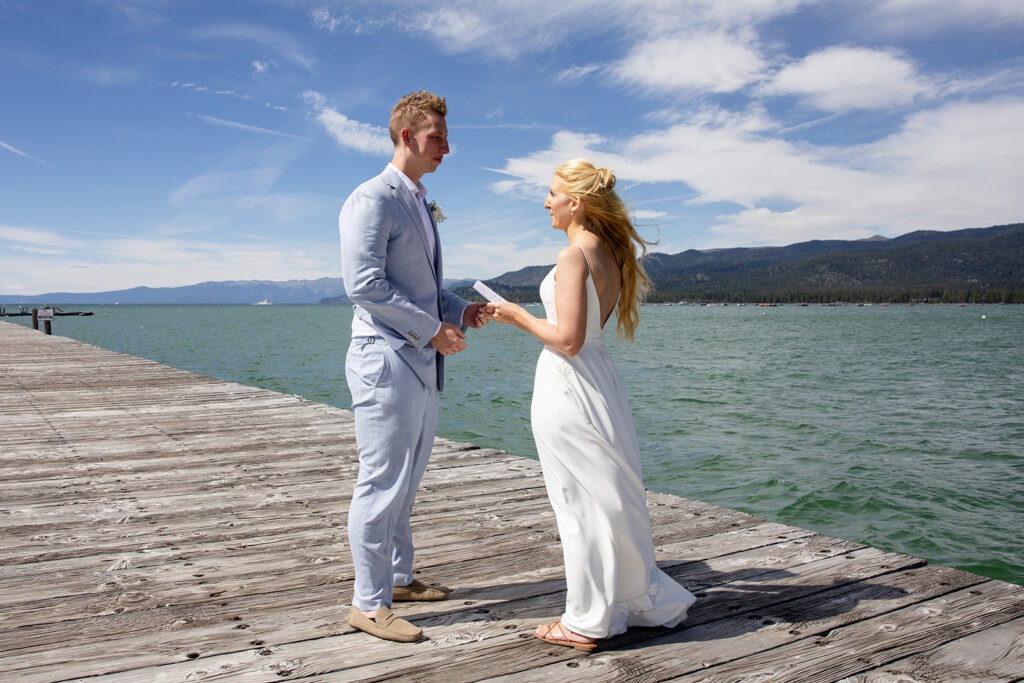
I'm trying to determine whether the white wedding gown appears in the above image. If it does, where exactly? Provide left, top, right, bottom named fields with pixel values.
left=531, top=251, right=696, bottom=639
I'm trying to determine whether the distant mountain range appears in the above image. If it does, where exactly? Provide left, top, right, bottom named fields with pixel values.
left=463, top=222, right=1024, bottom=304
left=0, top=277, right=347, bottom=305
left=4, top=223, right=1021, bottom=305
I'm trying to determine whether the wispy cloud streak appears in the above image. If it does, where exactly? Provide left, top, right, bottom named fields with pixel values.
left=190, top=114, right=310, bottom=140
left=1, top=140, right=53, bottom=167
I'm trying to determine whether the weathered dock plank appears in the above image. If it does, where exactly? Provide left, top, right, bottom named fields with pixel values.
left=842, top=615, right=1024, bottom=682
left=2, top=320, right=1022, bottom=682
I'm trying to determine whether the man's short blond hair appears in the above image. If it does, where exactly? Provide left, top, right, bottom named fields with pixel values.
left=389, top=91, right=447, bottom=146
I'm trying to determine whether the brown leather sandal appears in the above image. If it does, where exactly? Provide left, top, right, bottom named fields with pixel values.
left=534, top=620, right=597, bottom=652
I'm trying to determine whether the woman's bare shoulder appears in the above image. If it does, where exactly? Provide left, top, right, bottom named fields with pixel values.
left=553, top=245, right=587, bottom=285
left=556, top=245, right=588, bottom=268
left=558, top=243, right=587, bottom=258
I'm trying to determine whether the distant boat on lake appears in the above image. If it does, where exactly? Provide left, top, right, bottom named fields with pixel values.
left=253, top=299, right=273, bottom=305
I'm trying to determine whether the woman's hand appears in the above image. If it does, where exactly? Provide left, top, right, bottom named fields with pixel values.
left=483, top=302, right=525, bottom=325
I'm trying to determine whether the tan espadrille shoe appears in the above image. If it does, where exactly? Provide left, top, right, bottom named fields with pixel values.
left=347, top=606, right=423, bottom=642
left=392, top=578, right=451, bottom=602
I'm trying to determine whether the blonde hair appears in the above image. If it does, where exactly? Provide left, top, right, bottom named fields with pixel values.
left=389, top=91, right=447, bottom=145
left=554, top=158, right=656, bottom=342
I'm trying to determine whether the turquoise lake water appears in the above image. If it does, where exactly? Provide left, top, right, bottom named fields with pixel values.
left=8, top=303, right=1022, bottom=585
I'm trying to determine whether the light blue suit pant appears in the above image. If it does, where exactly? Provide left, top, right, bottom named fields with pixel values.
left=345, top=336, right=438, bottom=610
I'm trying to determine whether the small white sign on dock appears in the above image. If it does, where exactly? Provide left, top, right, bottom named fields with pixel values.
left=37, top=308, right=54, bottom=321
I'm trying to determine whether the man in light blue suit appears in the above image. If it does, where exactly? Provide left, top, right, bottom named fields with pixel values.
left=339, top=91, right=486, bottom=642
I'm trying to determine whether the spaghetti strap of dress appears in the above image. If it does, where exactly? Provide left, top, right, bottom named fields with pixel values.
left=572, top=244, right=618, bottom=330
left=573, top=243, right=593, bottom=275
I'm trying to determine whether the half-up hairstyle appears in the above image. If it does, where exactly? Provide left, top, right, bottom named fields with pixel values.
left=554, top=158, right=657, bottom=342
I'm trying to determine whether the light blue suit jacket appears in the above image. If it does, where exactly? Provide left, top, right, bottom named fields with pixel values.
left=339, top=166, right=468, bottom=390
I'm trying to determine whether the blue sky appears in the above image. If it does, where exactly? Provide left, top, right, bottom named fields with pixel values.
left=2, top=0, right=1023, bottom=295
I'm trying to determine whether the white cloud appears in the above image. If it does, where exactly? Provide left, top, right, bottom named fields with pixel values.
left=409, top=4, right=572, bottom=60
left=765, top=47, right=934, bottom=111
left=303, top=91, right=393, bottom=156
left=10, top=245, right=68, bottom=256
left=309, top=6, right=385, bottom=34
left=487, top=131, right=611, bottom=197
left=170, top=167, right=280, bottom=206
left=0, top=139, right=52, bottom=167
left=160, top=165, right=304, bottom=236
left=0, top=139, right=343, bottom=292
left=190, top=114, right=309, bottom=140
left=707, top=99, right=1024, bottom=243
left=444, top=238, right=564, bottom=280
left=157, top=140, right=328, bottom=237
left=868, top=0, right=1024, bottom=33
left=250, top=193, right=340, bottom=224
left=493, top=0, right=1024, bottom=46
left=7, top=0, right=1024, bottom=294
left=557, top=64, right=602, bottom=84
left=88, top=0, right=168, bottom=29
left=643, top=0, right=811, bottom=31
left=0, top=236, right=337, bottom=294
left=304, top=0, right=1024, bottom=114
left=3, top=164, right=340, bottom=292
left=389, top=0, right=806, bottom=63
left=191, top=24, right=316, bottom=71
left=171, top=81, right=254, bottom=101
left=0, top=225, right=79, bottom=251
left=491, top=98, right=1024, bottom=247
left=612, top=32, right=768, bottom=94
left=849, top=97, right=1024, bottom=212
left=79, top=65, right=138, bottom=86
left=310, top=7, right=344, bottom=33
left=417, top=8, right=505, bottom=56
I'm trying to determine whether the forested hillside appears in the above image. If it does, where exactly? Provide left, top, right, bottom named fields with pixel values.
left=460, top=223, right=1024, bottom=304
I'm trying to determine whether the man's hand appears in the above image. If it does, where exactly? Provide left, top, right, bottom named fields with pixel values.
left=463, top=302, right=489, bottom=329
left=430, top=323, right=467, bottom=355
left=483, top=301, right=524, bottom=325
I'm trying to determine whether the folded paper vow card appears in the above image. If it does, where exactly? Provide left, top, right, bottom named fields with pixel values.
left=472, top=280, right=507, bottom=303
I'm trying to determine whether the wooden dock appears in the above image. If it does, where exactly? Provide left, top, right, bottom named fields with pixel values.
left=2, top=320, right=1022, bottom=682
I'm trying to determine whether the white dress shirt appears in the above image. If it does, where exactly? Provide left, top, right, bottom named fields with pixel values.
left=390, top=163, right=436, bottom=262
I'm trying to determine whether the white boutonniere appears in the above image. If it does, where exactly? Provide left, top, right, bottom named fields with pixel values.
left=428, top=200, right=446, bottom=224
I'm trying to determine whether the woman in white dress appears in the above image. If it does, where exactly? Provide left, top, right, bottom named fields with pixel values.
left=485, top=159, right=695, bottom=651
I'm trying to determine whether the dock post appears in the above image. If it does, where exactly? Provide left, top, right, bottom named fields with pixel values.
left=32, top=308, right=54, bottom=334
